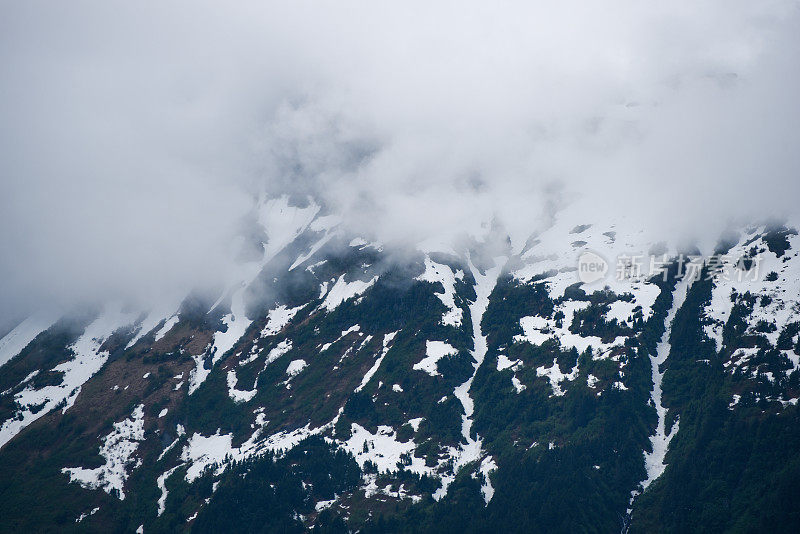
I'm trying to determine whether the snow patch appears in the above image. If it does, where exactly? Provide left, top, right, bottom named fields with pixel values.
left=126, top=302, right=180, bottom=349
left=75, top=507, right=99, bottom=523
left=413, top=341, right=458, bottom=376
left=355, top=332, right=399, bottom=392
left=343, top=424, right=428, bottom=474
left=290, top=230, right=338, bottom=271
left=479, top=456, right=497, bottom=504
left=227, top=370, right=257, bottom=403
left=536, top=358, right=579, bottom=396
left=416, top=256, right=465, bottom=327
left=496, top=355, right=522, bottom=371
left=320, top=325, right=361, bottom=353
left=260, top=304, right=304, bottom=337
left=154, top=314, right=180, bottom=342
left=704, top=230, right=800, bottom=362
left=285, top=359, right=308, bottom=377
left=0, top=312, right=59, bottom=370
left=517, top=301, right=627, bottom=359
left=62, top=404, right=145, bottom=500
left=157, top=466, right=180, bottom=516
left=262, top=340, right=293, bottom=370
left=1, top=305, right=138, bottom=449
left=315, top=497, right=338, bottom=512
left=407, top=417, right=424, bottom=432
left=321, top=275, right=378, bottom=311
left=511, top=376, right=526, bottom=393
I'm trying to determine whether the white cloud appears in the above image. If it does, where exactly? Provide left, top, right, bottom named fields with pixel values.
left=0, top=0, right=798, bottom=319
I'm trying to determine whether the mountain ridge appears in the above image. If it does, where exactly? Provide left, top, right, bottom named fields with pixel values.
left=1, top=196, right=799, bottom=532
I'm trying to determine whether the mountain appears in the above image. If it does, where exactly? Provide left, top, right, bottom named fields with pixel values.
left=1, top=196, right=799, bottom=533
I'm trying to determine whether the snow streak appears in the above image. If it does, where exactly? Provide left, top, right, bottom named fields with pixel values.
left=437, top=255, right=506, bottom=504
left=629, top=275, right=692, bottom=511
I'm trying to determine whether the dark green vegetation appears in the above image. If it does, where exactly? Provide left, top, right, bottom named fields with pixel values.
left=192, top=437, right=359, bottom=533
left=1, top=234, right=799, bottom=533
left=631, top=266, right=800, bottom=533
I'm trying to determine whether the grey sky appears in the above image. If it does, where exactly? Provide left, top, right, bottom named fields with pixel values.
left=1, top=0, right=798, bottom=322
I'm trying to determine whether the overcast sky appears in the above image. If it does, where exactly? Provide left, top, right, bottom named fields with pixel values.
left=1, top=0, right=798, bottom=323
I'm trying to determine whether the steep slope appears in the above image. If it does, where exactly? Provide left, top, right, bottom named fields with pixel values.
left=0, top=198, right=798, bottom=533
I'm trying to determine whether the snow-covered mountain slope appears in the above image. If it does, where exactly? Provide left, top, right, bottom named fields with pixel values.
left=1, top=197, right=799, bottom=533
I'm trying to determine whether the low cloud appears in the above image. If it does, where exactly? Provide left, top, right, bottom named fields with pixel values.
left=1, top=0, right=798, bottom=321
